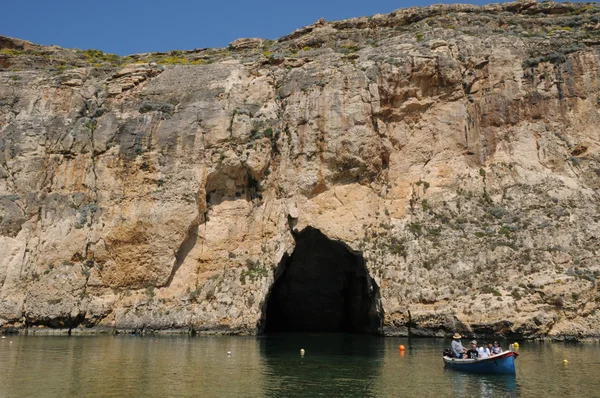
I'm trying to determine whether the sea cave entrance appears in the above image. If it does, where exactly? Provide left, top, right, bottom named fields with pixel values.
left=262, top=227, right=383, bottom=334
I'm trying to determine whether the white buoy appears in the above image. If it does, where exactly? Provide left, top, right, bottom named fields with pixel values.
left=9, top=341, right=12, bottom=344
left=227, top=351, right=232, bottom=357
left=1, top=336, right=5, bottom=339
left=300, top=348, right=305, bottom=356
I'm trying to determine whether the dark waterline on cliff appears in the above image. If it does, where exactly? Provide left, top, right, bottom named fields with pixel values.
left=0, top=334, right=599, bottom=397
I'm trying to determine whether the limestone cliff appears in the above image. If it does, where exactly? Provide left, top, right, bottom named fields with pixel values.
left=1, top=1, right=599, bottom=340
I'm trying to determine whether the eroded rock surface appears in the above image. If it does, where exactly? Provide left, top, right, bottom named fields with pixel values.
left=1, top=1, right=600, bottom=340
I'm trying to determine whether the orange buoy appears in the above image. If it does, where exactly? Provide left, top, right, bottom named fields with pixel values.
left=399, top=345, right=405, bottom=351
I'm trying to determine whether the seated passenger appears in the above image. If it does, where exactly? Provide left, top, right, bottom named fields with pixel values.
left=451, top=333, right=466, bottom=359
left=465, top=341, right=479, bottom=359
left=478, top=343, right=490, bottom=358
left=491, top=341, right=502, bottom=355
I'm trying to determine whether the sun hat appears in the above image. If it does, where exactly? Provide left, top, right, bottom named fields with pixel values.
left=452, top=333, right=462, bottom=339
left=470, top=340, right=477, bottom=345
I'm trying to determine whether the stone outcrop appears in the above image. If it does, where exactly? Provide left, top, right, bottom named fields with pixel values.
left=1, top=1, right=600, bottom=340
left=229, top=38, right=265, bottom=50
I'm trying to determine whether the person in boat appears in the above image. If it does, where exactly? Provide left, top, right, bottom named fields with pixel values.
left=465, top=341, right=479, bottom=359
left=478, top=343, right=490, bottom=358
left=491, top=341, right=502, bottom=355
left=451, top=333, right=466, bottom=358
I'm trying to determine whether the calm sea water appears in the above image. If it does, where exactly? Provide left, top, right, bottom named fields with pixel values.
left=0, top=334, right=599, bottom=397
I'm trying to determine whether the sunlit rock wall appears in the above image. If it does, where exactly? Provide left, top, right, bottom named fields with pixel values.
left=1, top=1, right=599, bottom=339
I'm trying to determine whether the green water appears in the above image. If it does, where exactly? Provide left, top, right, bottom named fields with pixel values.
left=0, top=334, right=599, bottom=397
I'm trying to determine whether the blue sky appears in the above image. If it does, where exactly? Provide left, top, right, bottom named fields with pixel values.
left=3, top=0, right=562, bottom=55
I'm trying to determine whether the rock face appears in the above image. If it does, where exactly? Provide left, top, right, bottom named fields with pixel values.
left=1, top=1, right=600, bottom=340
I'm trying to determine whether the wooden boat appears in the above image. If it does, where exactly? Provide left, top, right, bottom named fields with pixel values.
left=443, top=351, right=519, bottom=375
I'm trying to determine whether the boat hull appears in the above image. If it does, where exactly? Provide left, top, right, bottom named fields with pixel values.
left=443, top=351, right=518, bottom=375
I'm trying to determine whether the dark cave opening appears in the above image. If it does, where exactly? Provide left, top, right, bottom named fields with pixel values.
left=262, top=227, right=383, bottom=334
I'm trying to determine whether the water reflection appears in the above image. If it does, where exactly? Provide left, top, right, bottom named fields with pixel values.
left=446, top=371, right=518, bottom=398
left=258, top=333, right=384, bottom=397
left=0, top=335, right=599, bottom=397
left=0, top=335, right=267, bottom=397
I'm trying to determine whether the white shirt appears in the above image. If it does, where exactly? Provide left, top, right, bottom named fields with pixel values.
left=478, top=347, right=490, bottom=358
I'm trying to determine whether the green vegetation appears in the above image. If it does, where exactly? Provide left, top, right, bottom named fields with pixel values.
left=415, top=180, right=430, bottom=191
left=145, top=285, right=155, bottom=299
left=522, top=44, right=583, bottom=68
left=550, top=26, right=572, bottom=33
left=247, top=120, right=276, bottom=141
left=155, top=55, right=190, bottom=65
left=338, top=43, right=361, bottom=54
left=78, top=49, right=121, bottom=66
left=74, top=48, right=210, bottom=68
left=511, top=289, right=522, bottom=300
left=408, top=222, right=422, bottom=236
left=481, top=286, right=502, bottom=297
left=426, top=227, right=441, bottom=237
left=55, top=64, right=71, bottom=72
left=0, top=49, right=23, bottom=56
left=84, top=119, right=97, bottom=132
left=499, top=225, right=511, bottom=237
left=240, top=259, right=269, bottom=285
left=139, top=102, right=175, bottom=115
left=188, top=285, right=202, bottom=301
left=263, top=127, right=274, bottom=138
left=154, top=53, right=207, bottom=65
left=388, top=236, right=406, bottom=257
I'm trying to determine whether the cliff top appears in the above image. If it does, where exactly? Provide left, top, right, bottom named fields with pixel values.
left=1, top=1, right=599, bottom=71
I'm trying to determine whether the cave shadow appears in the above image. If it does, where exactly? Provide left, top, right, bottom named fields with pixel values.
left=257, top=332, right=385, bottom=398
left=260, top=226, right=383, bottom=335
